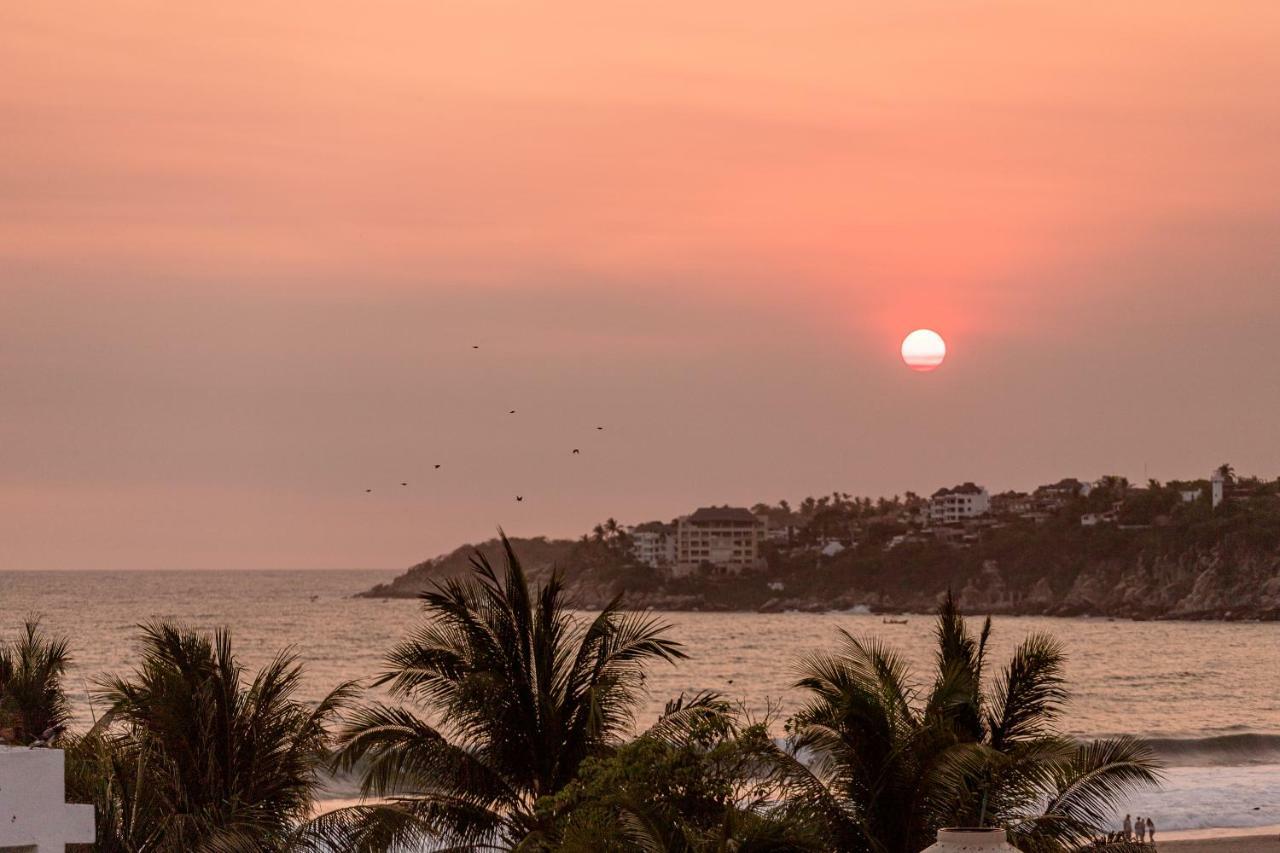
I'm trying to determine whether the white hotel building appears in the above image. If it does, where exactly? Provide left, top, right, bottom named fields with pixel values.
left=927, top=483, right=991, bottom=525
left=673, top=506, right=768, bottom=576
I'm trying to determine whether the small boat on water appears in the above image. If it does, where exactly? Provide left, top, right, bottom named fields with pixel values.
left=882, top=618, right=908, bottom=625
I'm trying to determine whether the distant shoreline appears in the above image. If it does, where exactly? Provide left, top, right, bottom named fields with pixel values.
left=353, top=589, right=1280, bottom=623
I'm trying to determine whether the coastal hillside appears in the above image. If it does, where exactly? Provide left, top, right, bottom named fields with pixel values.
left=361, top=472, right=1280, bottom=620
left=358, top=531, right=665, bottom=600
left=359, top=536, right=578, bottom=597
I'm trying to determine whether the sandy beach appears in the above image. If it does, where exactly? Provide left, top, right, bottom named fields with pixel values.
left=1164, top=836, right=1278, bottom=852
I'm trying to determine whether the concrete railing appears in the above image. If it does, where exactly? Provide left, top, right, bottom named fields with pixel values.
left=0, top=747, right=95, bottom=851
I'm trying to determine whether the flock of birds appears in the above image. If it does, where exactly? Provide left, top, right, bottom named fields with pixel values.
left=361, top=345, right=604, bottom=503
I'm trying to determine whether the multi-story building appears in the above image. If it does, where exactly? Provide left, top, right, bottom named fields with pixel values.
left=673, top=506, right=768, bottom=576
left=989, top=490, right=1033, bottom=517
left=927, top=483, right=990, bottom=525
left=629, top=522, right=676, bottom=569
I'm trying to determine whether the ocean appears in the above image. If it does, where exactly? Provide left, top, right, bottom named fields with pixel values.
left=2, top=569, right=1277, bottom=836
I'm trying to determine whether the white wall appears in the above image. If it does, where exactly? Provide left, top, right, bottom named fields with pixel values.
left=0, top=747, right=94, bottom=851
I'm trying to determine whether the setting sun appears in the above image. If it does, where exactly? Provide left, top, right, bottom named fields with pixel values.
left=901, top=329, right=947, bottom=372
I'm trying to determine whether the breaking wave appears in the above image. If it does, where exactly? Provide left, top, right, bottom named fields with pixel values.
left=1144, top=733, right=1280, bottom=766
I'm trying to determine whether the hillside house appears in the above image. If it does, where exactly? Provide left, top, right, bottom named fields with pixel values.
left=927, top=483, right=990, bottom=525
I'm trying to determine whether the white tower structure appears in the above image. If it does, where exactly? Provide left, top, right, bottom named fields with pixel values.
left=1211, top=469, right=1225, bottom=509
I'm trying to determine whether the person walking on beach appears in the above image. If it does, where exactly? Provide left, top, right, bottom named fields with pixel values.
left=1135, top=815, right=1145, bottom=843
left=1123, top=814, right=1132, bottom=840
left=1146, top=817, right=1155, bottom=844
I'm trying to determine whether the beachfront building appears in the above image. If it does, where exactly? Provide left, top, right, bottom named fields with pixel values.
left=0, top=747, right=95, bottom=851
left=927, top=483, right=990, bottom=525
left=673, top=506, right=768, bottom=576
left=629, top=522, right=676, bottom=569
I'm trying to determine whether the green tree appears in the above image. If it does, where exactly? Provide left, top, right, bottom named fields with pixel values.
left=71, top=623, right=354, bottom=852
left=1086, top=476, right=1130, bottom=512
left=533, top=694, right=824, bottom=852
left=778, top=596, right=1161, bottom=852
left=305, top=533, right=687, bottom=851
left=0, top=617, right=71, bottom=745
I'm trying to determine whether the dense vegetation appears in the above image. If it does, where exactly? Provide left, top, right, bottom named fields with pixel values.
left=366, top=470, right=1280, bottom=619
left=66, top=624, right=355, bottom=851
left=0, top=617, right=71, bottom=745
left=3, top=536, right=1162, bottom=852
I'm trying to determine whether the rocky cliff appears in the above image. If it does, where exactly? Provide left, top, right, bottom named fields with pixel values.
left=361, top=508, right=1280, bottom=621
left=358, top=536, right=582, bottom=598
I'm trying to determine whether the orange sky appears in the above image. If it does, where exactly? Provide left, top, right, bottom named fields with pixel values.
left=3, top=1, right=1278, bottom=569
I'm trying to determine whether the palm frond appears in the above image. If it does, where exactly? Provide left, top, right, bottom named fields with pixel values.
left=1013, top=736, right=1163, bottom=849
left=643, top=691, right=735, bottom=747
left=333, top=703, right=520, bottom=810
left=295, top=799, right=506, bottom=853
left=929, top=594, right=984, bottom=740
left=985, top=633, right=1067, bottom=750
left=0, top=617, right=72, bottom=742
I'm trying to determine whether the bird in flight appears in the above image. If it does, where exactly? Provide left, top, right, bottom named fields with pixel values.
left=516, top=495, right=524, bottom=502
left=434, top=464, right=441, bottom=469
left=472, top=345, right=479, bottom=349
left=508, top=409, right=516, bottom=414
left=596, top=426, right=604, bottom=430
left=572, top=448, right=580, bottom=454
left=401, top=482, right=408, bottom=486
left=365, top=489, right=372, bottom=493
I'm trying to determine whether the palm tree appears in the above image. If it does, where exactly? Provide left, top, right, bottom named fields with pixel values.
left=65, top=731, right=166, bottom=852
left=304, top=532, right=687, bottom=851
left=0, top=617, right=71, bottom=744
left=76, top=622, right=355, bottom=851
left=1095, top=475, right=1130, bottom=498
left=780, top=596, right=1161, bottom=852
